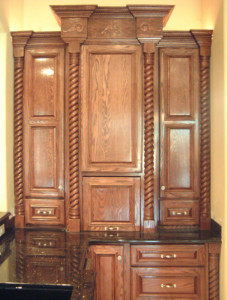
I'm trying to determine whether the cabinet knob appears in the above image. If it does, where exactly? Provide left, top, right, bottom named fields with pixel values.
left=161, top=186, right=166, bottom=191
left=117, top=255, right=122, bottom=261
left=161, top=283, right=177, bottom=288
left=58, top=185, right=64, bottom=192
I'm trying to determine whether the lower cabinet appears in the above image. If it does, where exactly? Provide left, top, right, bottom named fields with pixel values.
left=89, top=243, right=208, bottom=300
left=89, top=244, right=130, bottom=300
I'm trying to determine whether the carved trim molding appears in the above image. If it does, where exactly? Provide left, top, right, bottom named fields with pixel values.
left=191, top=30, right=213, bottom=230
left=68, top=53, right=80, bottom=221
left=200, top=55, right=211, bottom=220
left=209, top=243, right=221, bottom=300
left=144, top=52, right=155, bottom=221
left=14, top=57, right=24, bottom=218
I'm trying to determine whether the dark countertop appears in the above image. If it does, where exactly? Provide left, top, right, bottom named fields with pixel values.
left=0, top=224, right=221, bottom=300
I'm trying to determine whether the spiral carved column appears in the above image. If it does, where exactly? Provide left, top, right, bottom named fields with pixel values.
left=209, top=244, right=220, bottom=300
left=144, top=52, right=155, bottom=221
left=200, top=56, right=211, bottom=223
left=68, top=53, right=80, bottom=221
left=14, top=57, right=25, bottom=220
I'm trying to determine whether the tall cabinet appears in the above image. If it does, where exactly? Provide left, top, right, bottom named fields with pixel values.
left=11, top=5, right=220, bottom=300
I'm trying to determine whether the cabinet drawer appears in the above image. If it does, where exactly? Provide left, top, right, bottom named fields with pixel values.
left=25, top=199, right=64, bottom=226
left=131, top=244, right=205, bottom=266
left=25, top=231, right=65, bottom=256
left=131, top=267, right=206, bottom=299
left=160, top=200, right=199, bottom=226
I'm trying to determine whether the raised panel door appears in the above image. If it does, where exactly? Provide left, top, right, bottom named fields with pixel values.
left=82, top=177, right=141, bottom=231
left=24, top=47, right=64, bottom=199
left=80, top=44, right=143, bottom=173
left=89, top=245, right=126, bottom=300
left=159, top=48, right=200, bottom=215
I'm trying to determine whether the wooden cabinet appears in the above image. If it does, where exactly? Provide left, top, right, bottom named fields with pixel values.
left=82, top=177, right=140, bottom=231
left=89, top=244, right=129, bottom=300
left=159, top=46, right=200, bottom=228
left=12, top=32, right=65, bottom=227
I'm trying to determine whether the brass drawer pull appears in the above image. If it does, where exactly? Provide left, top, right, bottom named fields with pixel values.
left=104, top=226, right=119, bottom=231
left=172, top=211, right=187, bottom=216
left=161, top=254, right=177, bottom=259
left=37, top=210, right=52, bottom=215
left=161, top=283, right=177, bottom=288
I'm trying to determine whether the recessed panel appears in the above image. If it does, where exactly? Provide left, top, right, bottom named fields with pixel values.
left=91, top=186, right=130, bottom=222
left=30, top=55, right=57, bottom=117
left=167, top=128, right=191, bottom=189
left=90, top=53, right=132, bottom=163
left=31, top=126, right=56, bottom=189
left=168, top=56, right=191, bottom=116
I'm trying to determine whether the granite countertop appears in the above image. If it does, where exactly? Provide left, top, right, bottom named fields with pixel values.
left=0, top=224, right=221, bottom=300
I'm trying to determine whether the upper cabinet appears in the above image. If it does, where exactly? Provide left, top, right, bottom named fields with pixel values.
left=12, top=6, right=212, bottom=232
left=80, top=44, right=143, bottom=174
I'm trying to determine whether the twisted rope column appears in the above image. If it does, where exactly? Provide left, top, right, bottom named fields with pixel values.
left=144, top=52, right=155, bottom=220
left=209, top=246, right=220, bottom=300
left=200, top=56, right=210, bottom=220
left=14, top=57, right=24, bottom=218
left=68, top=53, right=80, bottom=220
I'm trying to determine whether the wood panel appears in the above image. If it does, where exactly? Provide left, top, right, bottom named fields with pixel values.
left=160, top=48, right=200, bottom=200
left=89, top=245, right=125, bottom=300
left=160, top=200, right=199, bottom=226
left=25, top=199, right=64, bottom=226
left=24, top=47, right=64, bottom=199
left=81, top=44, right=142, bottom=173
left=131, top=267, right=206, bottom=299
left=82, top=177, right=140, bottom=231
left=131, top=244, right=205, bottom=266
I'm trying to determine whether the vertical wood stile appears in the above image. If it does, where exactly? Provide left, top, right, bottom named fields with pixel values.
left=68, top=53, right=80, bottom=220
left=144, top=52, right=155, bottom=220
left=209, top=246, right=220, bottom=300
left=14, top=57, right=25, bottom=219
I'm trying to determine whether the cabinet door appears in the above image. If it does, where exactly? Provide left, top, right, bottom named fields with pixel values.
left=24, top=47, right=64, bottom=199
left=80, top=44, right=143, bottom=173
left=82, top=177, right=141, bottom=231
left=159, top=48, right=200, bottom=199
left=159, top=48, right=200, bottom=226
left=89, top=245, right=126, bottom=300
left=23, top=46, right=65, bottom=225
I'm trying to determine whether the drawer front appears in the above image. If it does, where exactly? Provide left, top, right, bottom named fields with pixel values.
left=131, top=244, right=205, bottom=266
left=131, top=267, right=206, bottom=299
left=25, top=231, right=65, bottom=256
left=160, top=200, right=199, bottom=226
left=25, top=199, right=65, bottom=226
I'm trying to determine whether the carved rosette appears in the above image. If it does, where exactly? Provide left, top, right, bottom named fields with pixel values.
left=200, top=56, right=210, bottom=219
left=209, top=252, right=219, bottom=300
left=144, top=53, right=155, bottom=220
left=14, top=57, right=24, bottom=217
left=68, top=53, right=80, bottom=219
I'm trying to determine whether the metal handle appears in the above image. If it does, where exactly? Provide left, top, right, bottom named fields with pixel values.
left=172, top=211, right=187, bottom=216
left=58, top=184, right=64, bottom=192
left=161, top=254, right=177, bottom=259
left=161, top=185, right=166, bottom=191
left=104, top=226, right=119, bottom=231
left=161, top=283, right=177, bottom=288
left=117, top=255, right=122, bottom=261
left=37, top=210, right=52, bottom=215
